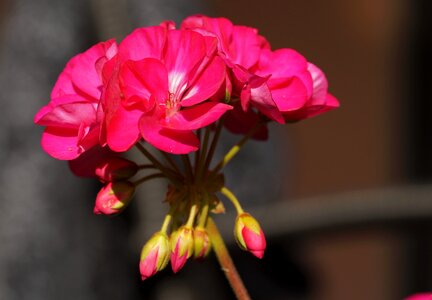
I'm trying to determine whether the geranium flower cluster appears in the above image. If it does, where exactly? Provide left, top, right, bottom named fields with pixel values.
left=34, top=15, right=339, bottom=281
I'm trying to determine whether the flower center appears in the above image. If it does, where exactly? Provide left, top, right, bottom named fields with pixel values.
left=165, top=93, right=180, bottom=117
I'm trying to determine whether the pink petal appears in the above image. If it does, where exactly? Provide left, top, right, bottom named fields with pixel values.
left=308, top=62, right=329, bottom=105
left=41, top=127, right=81, bottom=160
left=36, top=102, right=96, bottom=128
left=258, top=48, right=313, bottom=98
left=139, top=116, right=199, bottom=154
left=181, top=56, right=226, bottom=107
left=247, top=82, right=284, bottom=124
left=106, top=105, right=142, bottom=152
left=167, top=102, right=232, bottom=130
left=120, top=58, right=168, bottom=107
left=229, top=25, right=262, bottom=68
left=224, top=103, right=268, bottom=140
left=269, top=77, right=309, bottom=112
left=119, top=26, right=167, bottom=61
left=164, top=30, right=207, bottom=98
left=68, top=146, right=116, bottom=177
left=51, top=60, right=76, bottom=99
left=71, top=40, right=118, bottom=100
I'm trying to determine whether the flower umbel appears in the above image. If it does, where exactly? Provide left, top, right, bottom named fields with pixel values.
left=34, top=14, right=339, bottom=299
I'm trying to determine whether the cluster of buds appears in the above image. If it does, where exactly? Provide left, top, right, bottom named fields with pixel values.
left=139, top=184, right=266, bottom=280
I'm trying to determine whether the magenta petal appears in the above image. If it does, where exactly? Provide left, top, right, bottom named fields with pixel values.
left=181, top=56, right=226, bottom=107
left=248, top=83, right=284, bottom=124
left=224, top=103, right=268, bottom=140
left=119, top=26, right=167, bottom=61
left=106, top=105, right=142, bottom=152
left=41, top=127, right=81, bottom=160
left=229, top=25, right=262, bottom=68
left=167, top=102, right=232, bottom=130
left=165, top=30, right=207, bottom=96
left=71, top=40, right=118, bottom=100
left=120, top=58, right=168, bottom=105
left=269, top=77, right=309, bottom=112
left=36, top=102, right=96, bottom=128
left=68, top=146, right=115, bottom=177
left=139, top=116, right=199, bottom=154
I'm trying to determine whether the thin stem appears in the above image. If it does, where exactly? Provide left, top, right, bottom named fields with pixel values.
left=197, top=202, right=209, bottom=228
left=182, top=154, right=193, bottom=183
left=220, top=187, right=244, bottom=214
left=133, top=173, right=165, bottom=186
left=160, top=151, right=181, bottom=175
left=212, top=121, right=262, bottom=174
left=196, top=127, right=211, bottom=181
left=186, top=204, right=198, bottom=228
left=207, top=218, right=251, bottom=300
left=160, top=213, right=172, bottom=234
left=135, top=143, right=181, bottom=184
left=203, top=120, right=224, bottom=174
left=137, top=164, right=156, bottom=169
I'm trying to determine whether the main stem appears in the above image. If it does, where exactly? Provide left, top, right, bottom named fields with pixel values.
left=207, top=218, right=251, bottom=300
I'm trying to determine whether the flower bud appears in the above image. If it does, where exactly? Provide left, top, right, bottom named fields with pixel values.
left=170, top=226, right=194, bottom=273
left=94, top=181, right=135, bottom=215
left=193, top=227, right=211, bottom=260
left=234, top=213, right=266, bottom=259
left=139, top=232, right=170, bottom=280
left=95, top=157, right=138, bottom=182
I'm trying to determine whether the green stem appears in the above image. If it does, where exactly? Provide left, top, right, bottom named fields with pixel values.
left=160, top=213, right=172, bottom=234
left=133, top=173, right=165, bottom=186
left=220, top=187, right=244, bottom=214
left=207, top=218, right=251, bottom=300
left=186, top=204, right=198, bottom=228
left=212, top=121, right=262, bottom=174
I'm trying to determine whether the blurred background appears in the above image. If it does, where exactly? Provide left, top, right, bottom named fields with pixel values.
left=0, top=0, right=431, bottom=299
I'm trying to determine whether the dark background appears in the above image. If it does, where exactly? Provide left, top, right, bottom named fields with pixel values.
left=0, top=0, right=431, bottom=299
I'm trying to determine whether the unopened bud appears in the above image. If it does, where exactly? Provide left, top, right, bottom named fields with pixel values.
left=234, top=213, right=266, bottom=259
left=139, top=232, right=170, bottom=280
left=94, top=181, right=135, bottom=215
left=170, top=226, right=194, bottom=273
left=193, top=227, right=211, bottom=260
left=95, top=157, right=138, bottom=182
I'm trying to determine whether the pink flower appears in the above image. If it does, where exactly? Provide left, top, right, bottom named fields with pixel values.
left=94, top=181, right=135, bottom=215
left=34, top=40, right=118, bottom=160
left=140, top=232, right=170, bottom=280
left=256, top=49, right=339, bottom=121
left=182, top=15, right=284, bottom=124
left=234, top=213, right=266, bottom=259
left=405, top=293, right=432, bottom=300
left=107, top=28, right=231, bottom=154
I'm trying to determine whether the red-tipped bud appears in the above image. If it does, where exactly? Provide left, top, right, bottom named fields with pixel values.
left=234, top=213, right=266, bottom=259
left=139, top=232, right=170, bottom=280
left=170, top=226, right=194, bottom=273
left=193, top=227, right=211, bottom=260
left=95, top=157, right=138, bottom=182
left=93, top=181, right=135, bottom=215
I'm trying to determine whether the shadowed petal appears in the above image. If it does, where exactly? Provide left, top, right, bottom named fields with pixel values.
left=139, top=116, right=199, bottom=154
left=167, top=102, right=232, bottom=130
